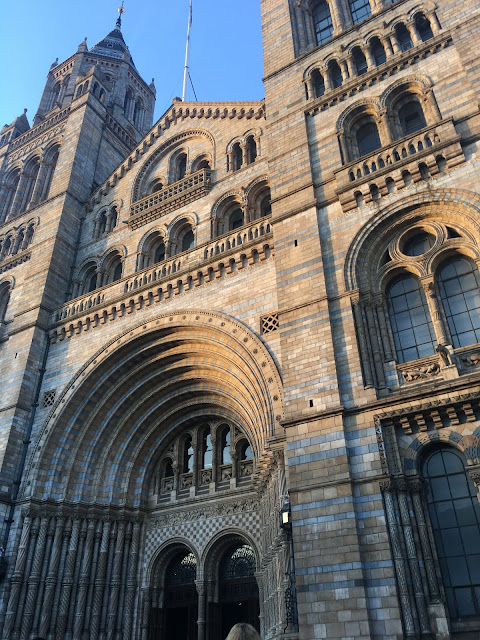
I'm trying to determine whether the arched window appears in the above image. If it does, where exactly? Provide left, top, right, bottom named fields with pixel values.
left=161, top=458, right=174, bottom=493
left=154, top=240, right=166, bottom=264
left=0, top=282, right=11, bottom=324
left=183, top=436, right=194, bottom=473
left=415, top=13, right=434, bottom=42
left=423, top=447, right=480, bottom=619
left=370, top=37, right=386, bottom=66
left=239, top=440, right=253, bottom=461
left=85, top=267, right=97, bottom=294
left=229, top=208, right=244, bottom=231
left=329, top=61, right=343, bottom=89
left=402, top=231, right=434, bottom=257
left=133, top=98, right=143, bottom=128
left=165, top=551, right=197, bottom=587
left=260, top=193, right=272, bottom=217
left=356, top=121, right=381, bottom=157
left=220, top=544, right=256, bottom=581
left=202, top=429, right=213, bottom=469
left=110, top=206, right=118, bottom=229
left=42, top=148, right=59, bottom=202
left=348, top=0, right=371, bottom=24
left=395, top=23, right=413, bottom=52
left=246, top=136, right=257, bottom=164
left=220, top=426, right=231, bottom=465
left=181, top=229, right=195, bottom=252
left=437, top=257, right=480, bottom=348
left=387, top=274, right=436, bottom=362
left=98, top=211, right=107, bottom=236
left=1, top=171, right=20, bottom=222
left=112, top=261, right=123, bottom=282
left=175, top=153, right=188, bottom=181
left=233, top=143, right=243, bottom=171
left=312, top=1, right=333, bottom=46
left=311, top=69, right=325, bottom=98
left=398, top=101, right=427, bottom=136
left=352, top=47, right=368, bottom=76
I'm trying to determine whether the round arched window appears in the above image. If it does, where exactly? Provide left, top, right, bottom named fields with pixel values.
left=165, top=551, right=197, bottom=587
left=220, top=544, right=256, bottom=581
left=401, top=231, right=435, bottom=256
left=356, top=122, right=381, bottom=157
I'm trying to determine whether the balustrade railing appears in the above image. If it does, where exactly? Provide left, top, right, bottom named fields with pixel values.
left=129, top=169, right=212, bottom=228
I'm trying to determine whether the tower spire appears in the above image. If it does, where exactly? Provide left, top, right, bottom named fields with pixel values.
left=116, top=1, right=125, bottom=29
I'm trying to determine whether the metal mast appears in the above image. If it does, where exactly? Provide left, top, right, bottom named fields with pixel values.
left=182, top=0, right=193, bottom=102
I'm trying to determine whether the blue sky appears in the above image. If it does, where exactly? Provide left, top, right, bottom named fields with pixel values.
left=0, top=0, right=265, bottom=127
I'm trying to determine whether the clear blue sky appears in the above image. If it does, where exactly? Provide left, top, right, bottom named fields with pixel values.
left=0, top=0, right=265, bottom=127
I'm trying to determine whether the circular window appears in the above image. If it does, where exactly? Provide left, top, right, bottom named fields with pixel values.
left=402, top=231, right=435, bottom=257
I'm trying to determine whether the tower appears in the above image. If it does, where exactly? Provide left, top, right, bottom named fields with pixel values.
left=1, top=1, right=480, bottom=639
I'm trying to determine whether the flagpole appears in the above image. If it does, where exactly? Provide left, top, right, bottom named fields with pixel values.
left=182, top=0, right=192, bottom=101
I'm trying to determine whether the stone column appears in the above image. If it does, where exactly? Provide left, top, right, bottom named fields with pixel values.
left=429, top=12, right=441, bottom=34
left=29, top=159, right=49, bottom=207
left=38, top=516, right=65, bottom=638
left=408, top=22, right=421, bottom=45
left=382, top=35, right=394, bottom=57
left=421, top=277, right=450, bottom=346
left=123, top=521, right=141, bottom=640
left=0, top=185, right=15, bottom=222
left=340, top=60, right=350, bottom=82
left=364, top=299, right=387, bottom=388
left=95, top=270, right=104, bottom=289
left=330, top=0, right=345, bottom=35
left=389, top=32, right=401, bottom=54
left=352, top=295, right=375, bottom=387
left=8, top=170, right=29, bottom=219
left=57, top=519, right=80, bottom=638
left=106, top=211, right=115, bottom=233
left=73, top=519, right=96, bottom=638
left=90, top=520, right=111, bottom=638
left=382, top=484, right=416, bottom=638
left=294, top=6, right=308, bottom=52
left=306, top=77, right=314, bottom=100
left=374, top=295, right=394, bottom=361
left=396, top=483, right=431, bottom=635
left=365, top=46, right=375, bottom=68
left=195, top=580, right=207, bottom=640
left=345, top=56, right=354, bottom=79
left=107, top=521, right=125, bottom=640
left=21, top=515, right=49, bottom=639
left=3, top=513, right=33, bottom=639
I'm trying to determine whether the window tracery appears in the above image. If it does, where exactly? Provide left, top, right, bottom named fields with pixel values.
left=150, top=420, right=254, bottom=504
left=347, top=212, right=480, bottom=389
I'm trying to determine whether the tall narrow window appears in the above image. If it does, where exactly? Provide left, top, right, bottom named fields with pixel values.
left=246, top=136, right=257, bottom=164
left=311, top=70, right=325, bottom=98
left=312, top=1, right=333, bottom=46
left=396, top=24, right=413, bottom=52
left=233, top=143, right=243, bottom=171
left=398, top=101, right=426, bottom=136
left=112, top=261, right=123, bottom=282
left=423, top=447, right=480, bottom=619
left=176, top=153, right=188, bottom=181
left=202, top=429, right=213, bottom=469
left=387, top=274, right=436, bottom=362
left=415, top=13, right=434, bottom=41
left=370, top=37, right=386, bottom=66
left=352, top=47, right=368, bottom=76
left=183, top=436, right=194, bottom=473
left=329, top=61, right=343, bottom=89
left=181, top=229, right=195, bottom=252
left=356, top=121, right=381, bottom=157
left=220, top=426, right=231, bottom=465
left=229, top=208, right=244, bottom=231
left=154, top=240, right=165, bottom=264
left=438, top=257, right=480, bottom=348
left=348, top=0, right=371, bottom=25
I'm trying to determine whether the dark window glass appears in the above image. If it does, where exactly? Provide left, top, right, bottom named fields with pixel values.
left=387, top=275, right=436, bottom=363
left=371, top=37, right=386, bottom=65
left=112, top=262, right=122, bottom=282
left=87, top=272, right=97, bottom=293
left=154, top=242, right=165, bottom=263
left=181, top=230, right=194, bottom=252
left=399, top=101, right=426, bottom=136
left=260, top=194, right=271, bottom=217
left=229, top=209, right=244, bottom=231
left=239, top=440, right=253, bottom=461
left=246, top=137, right=257, bottom=164
left=220, top=544, right=256, bottom=581
left=166, top=551, right=197, bottom=587
left=353, top=48, right=368, bottom=75
left=349, top=0, right=371, bottom=24
left=183, top=436, right=194, bottom=473
left=176, top=154, right=187, bottom=180
left=312, top=1, right=333, bottom=45
left=416, top=13, right=434, bottom=41
left=356, top=122, right=381, bottom=157
left=423, top=448, right=480, bottom=620
left=164, top=459, right=174, bottom=478
left=312, top=70, right=325, bottom=98
left=396, top=24, right=413, bottom=52
left=330, top=61, right=343, bottom=89
left=438, top=258, right=480, bottom=348
left=233, top=143, right=243, bottom=171
left=402, top=232, right=434, bottom=257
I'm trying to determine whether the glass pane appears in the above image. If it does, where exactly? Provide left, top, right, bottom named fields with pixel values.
left=455, top=499, right=478, bottom=527
left=449, top=474, right=471, bottom=499
left=447, top=556, right=470, bottom=586
left=349, top=0, right=371, bottom=24
left=431, top=477, right=451, bottom=501
left=166, top=552, right=197, bottom=586
left=220, top=544, right=256, bottom=580
left=435, top=501, right=456, bottom=528
left=462, top=528, right=480, bottom=556
left=312, top=1, right=333, bottom=45
left=455, top=587, right=476, bottom=616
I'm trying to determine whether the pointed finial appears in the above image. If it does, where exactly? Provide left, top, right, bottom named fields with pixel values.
left=116, top=1, right=125, bottom=29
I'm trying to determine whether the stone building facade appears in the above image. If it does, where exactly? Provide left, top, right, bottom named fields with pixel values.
left=0, top=0, right=479, bottom=638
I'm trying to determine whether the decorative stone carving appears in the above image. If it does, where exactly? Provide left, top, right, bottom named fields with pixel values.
left=401, top=361, right=440, bottom=382
left=147, top=497, right=259, bottom=529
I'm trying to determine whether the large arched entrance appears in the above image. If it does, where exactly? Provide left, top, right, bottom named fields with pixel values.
left=149, top=544, right=198, bottom=640
left=206, top=536, right=260, bottom=640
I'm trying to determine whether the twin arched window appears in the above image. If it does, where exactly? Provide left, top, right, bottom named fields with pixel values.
left=386, top=254, right=480, bottom=363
